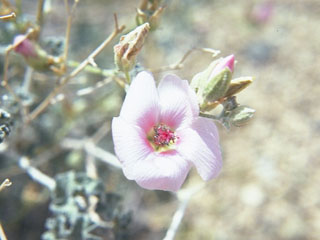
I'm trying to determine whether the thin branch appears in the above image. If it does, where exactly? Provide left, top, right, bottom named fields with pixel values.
left=61, top=120, right=115, bottom=176
left=163, top=183, right=206, bottom=240
left=0, top=178, right=11, bottom=240
left=139, top=0, right=149, bottom=10
left=66, top=60, right=116, bottom=76
left=76, top=77, right=112, bottom=96
left=62, top=0, right=79, bottom=73
left=85, top=154, right=98, bottom=179
left=0, top=12, right=16, bottom=20
left=163, top=196, right=190, bottom=240
left=20, top=66, right=34, bottom=118
left=27, top=15, right=125, bottom=122
left=0, top=145, right=62, bottom=178
left=0, top=223, right=8, bottom=240
left=15, top=0, right=22, bottom=15
left=0, top=179, right=12, bottom=192
left=22, top=67, right=33, bottom=94
left=199, top=112, right=220, bottom=120
left=64, top=0, right=70, bottom=14
left=61, top=138, right=122, bottom=169
left=19, top=156, right=56, bottom=191
left=84, top=141, right=121, bottom=169
left=151, top=47, right=220, bottom=73
left=49, top=76, right=113, bottom=105
left=91, top=120, right=111, bottom=144
left=36, top=0, right=45, bottom=27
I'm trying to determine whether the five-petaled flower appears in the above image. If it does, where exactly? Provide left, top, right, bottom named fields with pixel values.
left=112, top=71, right=222, bottom=191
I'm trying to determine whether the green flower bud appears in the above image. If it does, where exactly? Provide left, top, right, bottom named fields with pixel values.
left=229, top=106, right=255, bottom=127
left=202, top=68, right=232, bottom=103
left=191, top=55, right=235, bottom=111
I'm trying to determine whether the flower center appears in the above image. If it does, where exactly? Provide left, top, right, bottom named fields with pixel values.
left=148, top=124, right=178, bottom=151
left=154, top=124, right=177, bottom=146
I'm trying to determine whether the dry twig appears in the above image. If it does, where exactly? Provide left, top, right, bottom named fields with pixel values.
left=61, top=0, right=80, bottom=73
left=163, top=183, right=206, bottom=240
left=0, top=12, right=16, bottom=20
left=19, top=157, right=56, bottom=191
left=0, top=179, right=11, bottom=240
left=150, top=47, right=220, bottom=73
left=27, top=14, right=125, bottom=122
left=0, top=178, right=12, bottom=192
left=61, top=138, right=121, bottom=169
left=0, top=222, right=8, bottom=240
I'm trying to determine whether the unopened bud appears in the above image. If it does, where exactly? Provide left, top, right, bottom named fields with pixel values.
left=208, top=54, right=234, bottom=79
left=191, top=55, right=235, bottom=111
left=224, top=76, right=253, bottom=98
left=13, top=35, right=37, bottom=58
left=13, top=35, right=61, bottom=72
left=114, top=23, right=150, bottom=72
left=229, top=106, right=255, bottom=127
left=203, top=68, right=232, bottom=103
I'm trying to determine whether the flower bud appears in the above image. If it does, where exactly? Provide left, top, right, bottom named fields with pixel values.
left=208, top=54, right=234, bottom=80
left=13, top=35, right=37, bottom=58
left=229, top=106, right=255, bottom=127
left=202, top=68, right=232, bottom=103
left=13, top=35, right=61, bottom=72
left=114, top=23, right=150, bottom=72
left=191, top=55, right=235, bottom=111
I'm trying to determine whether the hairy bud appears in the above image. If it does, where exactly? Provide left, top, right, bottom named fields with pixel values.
left=229, top=106, right=255, bottom=127
left=191, top=55, right=235, bottom=111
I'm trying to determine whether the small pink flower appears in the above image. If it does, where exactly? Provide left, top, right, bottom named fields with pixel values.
left=13, top=35, right=37, bottom=58
left=112, top=71, right=222, bottom=191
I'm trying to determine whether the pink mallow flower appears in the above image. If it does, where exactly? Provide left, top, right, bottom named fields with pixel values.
left=112, top=71, right=222, bottom=191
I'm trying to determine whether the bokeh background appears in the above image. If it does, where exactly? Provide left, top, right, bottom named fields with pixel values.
left=0, top=0, right=319, bottom=239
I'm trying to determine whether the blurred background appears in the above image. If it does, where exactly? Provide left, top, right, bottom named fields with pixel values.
left=0, top=0, right=319, bottom=239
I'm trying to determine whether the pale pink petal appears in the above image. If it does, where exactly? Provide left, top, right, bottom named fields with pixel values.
left=177, top=117, right=222, bottom=181
left=209, top=55, right=235, bottom=80
left=120, top=71, right=160, bottom=132
left=222, top=54, right=235, bottom=73
left=158, top=74, right=199, bottom=129
left=122, top=151, right=191, bottom=192
left=112, top=117, right=152, bottom=165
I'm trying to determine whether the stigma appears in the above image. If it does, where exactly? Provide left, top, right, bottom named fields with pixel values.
left=153, top=124, right=178, bottom=146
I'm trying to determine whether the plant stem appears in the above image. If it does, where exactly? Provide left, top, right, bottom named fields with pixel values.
left=199, top=112, right=220, bottom=120
left=27, top=15, right=125, bottom=122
